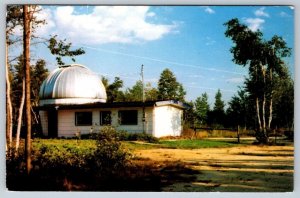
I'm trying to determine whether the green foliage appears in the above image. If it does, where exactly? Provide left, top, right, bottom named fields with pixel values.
left=226, top=88, right=255, bottom=129
left=214, top=89, right=225, bottom=112
left=194, top=93, right=210, bottom=126
left=90, top=126, right=131, bottom=174
left=207, top=89, right=225, bottom=127
left=158, top=139, right=238, bottom=149
left=105, top=77, right=125, bottom=102
left=124, top=80, right=143, bottom=102
left=157, top=68, right=186, bottom=101
left=224, top=18, right=292, bottom=143
left=31, top=59, right=49, bottom=106
left=183, top=101, right=195, bottom=127
left=123, top=81, right=159, bottom=102
left=48, top=35, right=85, bottom=65
left=272, top=68, right=294, bottom=129
left=117, top=131, right=159, bottom=143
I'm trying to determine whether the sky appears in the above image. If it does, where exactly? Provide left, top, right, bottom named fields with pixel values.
left=9, top=5, right=294, bottom=106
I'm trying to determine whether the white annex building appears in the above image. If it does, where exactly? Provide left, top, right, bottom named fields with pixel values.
left=38, top=64, right=186, bottom=138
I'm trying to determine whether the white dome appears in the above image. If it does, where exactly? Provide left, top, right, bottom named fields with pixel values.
left=39, top=64, right=107, bottom=106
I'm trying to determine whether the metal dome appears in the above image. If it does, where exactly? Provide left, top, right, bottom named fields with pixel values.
left=39, top=64, right=107, bottom=106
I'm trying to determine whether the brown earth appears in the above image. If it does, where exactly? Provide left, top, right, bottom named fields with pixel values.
left=133, top=145, right=294, bottom=192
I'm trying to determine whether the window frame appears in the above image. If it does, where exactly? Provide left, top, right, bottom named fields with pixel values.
left=100, top=111, right=112, bottom=126
left=75, top=112, right=93, bottom=126
left=118, top=110, right=138, bottom=125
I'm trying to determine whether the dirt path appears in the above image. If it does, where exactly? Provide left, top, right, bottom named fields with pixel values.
left=133, top=145, right=294, bottom=192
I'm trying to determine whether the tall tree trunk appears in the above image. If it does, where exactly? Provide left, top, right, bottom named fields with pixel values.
left=23, top=5, right=32, bottom=175
left=256, top=97, right=262, bottom=131
left=261, top=65, right=268, bottom=143
left=15, top=79, right=25, bottom=152
left=6, top=41, right=13, bottom=149
left=268, top=68, right=273, bottom=129
left=262, top=93, right=266, bottom=131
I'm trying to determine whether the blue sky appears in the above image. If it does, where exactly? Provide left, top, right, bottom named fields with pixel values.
left=12, top=5, right=294, bottom=106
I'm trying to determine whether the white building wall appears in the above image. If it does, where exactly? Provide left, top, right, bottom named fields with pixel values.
left=39, top=110, right=48, bottom=136
left=153, top=106, right=183, bottom=137
left=55, top=107, right=154, bottom=137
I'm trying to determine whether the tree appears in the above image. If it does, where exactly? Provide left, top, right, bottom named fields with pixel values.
left=214, top=89, right=225, bottom=112
left=212, top=89, right=225, bottom=127
left=105, top=77, right=125, bottom=103
left=124, top=81, right=158, bottom=102
left=145, top=82, right=158, bottom=101
left=272, top=66, right=294, bottom=130
left=224, top=18, right=291, bottom=143
left=194, top=93, right=210, bottom=126
left=226, top=88, right=254, bottom=129
left=31, top=59, right=48, bottom=107
left=23, top=4, right=32, bottom=174
left=124, top=80, right=143, bottom=102
left=6, top=5, right=24, bottom=148
left=157, top=68, right=186, bottom=101
left=183, top=101, right=196, bottom=128
left=48, top=35, right=85, bottom=65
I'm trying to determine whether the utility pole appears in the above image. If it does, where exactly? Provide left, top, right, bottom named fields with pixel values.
left=141, top=64, right=145, bottom=134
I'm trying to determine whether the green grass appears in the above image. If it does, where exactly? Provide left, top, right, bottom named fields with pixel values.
left=158, top=139, right=240, bottom=149
left=31, top=138, right=246, bottom=152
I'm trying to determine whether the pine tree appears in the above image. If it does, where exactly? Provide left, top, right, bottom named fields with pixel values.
left=157, top=68, right=185, bottom=101
left=194, top=93, right=210, bottom=126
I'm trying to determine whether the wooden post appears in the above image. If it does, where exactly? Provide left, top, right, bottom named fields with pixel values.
left=237, top=125, right=240, bottom=143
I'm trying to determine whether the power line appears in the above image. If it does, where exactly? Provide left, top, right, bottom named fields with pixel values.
left=80, top=45, right=245, bottom=75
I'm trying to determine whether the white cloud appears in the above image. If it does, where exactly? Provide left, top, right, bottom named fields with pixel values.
left=204, top=6, right=215, bottom=14
left=244, top=18, right=265, bottom=31
left=279, top=11, right=291, bottom=17
left=36, top=6, right=177, bottom=45
left=254, top=7, right=269, bottom=17
left=205, top=36, right=216, bottom=46
left=33, top=7, right=55, bottom=36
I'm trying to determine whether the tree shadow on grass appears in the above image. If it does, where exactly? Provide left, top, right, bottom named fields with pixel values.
left=6, top=160, right=201, bottom=191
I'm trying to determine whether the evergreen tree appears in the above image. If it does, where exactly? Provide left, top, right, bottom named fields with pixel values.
left=209, top=89, right=225, bottom=127
left=226, top=88, right=253, bottom=129
left=157, top=68, right=186, bottom=101
left=194, top=93, right=210, bottom=126
left=31, top=59, right=48, bottom=107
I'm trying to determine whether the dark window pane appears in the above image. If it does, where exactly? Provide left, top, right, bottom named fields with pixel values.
left=100, top=111, right=111, bottom=125
left=75, top=112, right=92, bottom=126
left=118, top=110, right=138, bottom=125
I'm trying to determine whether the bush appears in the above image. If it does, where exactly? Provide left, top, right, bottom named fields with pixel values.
left=90, top=126, right=131, bottom=176
left=117, top=131, right=159, bottom=143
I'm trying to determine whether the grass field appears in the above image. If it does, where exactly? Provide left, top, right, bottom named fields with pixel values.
left=8, top=138, right=294, bottom=191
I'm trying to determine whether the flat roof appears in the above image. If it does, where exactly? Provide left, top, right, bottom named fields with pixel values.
left=37, top=100, right=188, bottom=110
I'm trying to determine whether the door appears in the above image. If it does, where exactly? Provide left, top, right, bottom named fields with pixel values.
left=48, top=109, right=58, bottom=138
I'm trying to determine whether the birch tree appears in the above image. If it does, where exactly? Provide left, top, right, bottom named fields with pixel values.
left=224, top=18, right=291, bottom=143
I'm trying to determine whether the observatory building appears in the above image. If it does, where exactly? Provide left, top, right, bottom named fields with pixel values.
left=38, top=64, right=185, bottom=138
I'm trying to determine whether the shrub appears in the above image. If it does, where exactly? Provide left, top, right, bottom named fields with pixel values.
left=117, top=131, right=159, bottom=143
left=90, top=126, right=131, bottom=176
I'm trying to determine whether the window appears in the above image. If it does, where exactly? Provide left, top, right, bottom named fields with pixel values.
left=118, top=110, right=138, bottom=125
left=75, top=112, right=92, bottom=126
left=100, top=111, right=111, bottom=125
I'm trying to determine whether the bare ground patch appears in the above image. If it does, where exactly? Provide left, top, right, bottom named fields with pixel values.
left=133, top=145, right=294, bottom=192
